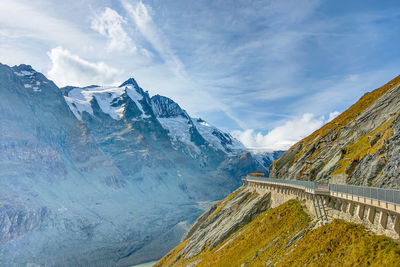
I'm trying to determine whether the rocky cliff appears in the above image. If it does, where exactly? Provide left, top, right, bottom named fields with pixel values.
left=270, top=75, right=400, bottom=188
left=157, top=186, right=400, bottom=266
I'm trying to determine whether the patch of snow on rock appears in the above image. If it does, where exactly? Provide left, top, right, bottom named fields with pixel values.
left=14, top=70, right=35, bottom=76
left=158, top=117, right=199, bottom=152
left=65, top=86, right=127, bottom=120
left=65, top=85, right=152, bottom=121
left=193, top=118, right=245, bottom=154
left=125, top=85, right=150, bottom=119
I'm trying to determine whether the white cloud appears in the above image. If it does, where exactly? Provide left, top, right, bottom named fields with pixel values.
left=122, top=0, right=185, bottom=77
left=231, top=113, right=330, bottom=150
left=47, top=47, right=118, bottom=87
left=0, top=0, right=92, bottom=49
left=328, top=111, right=340, bottom=122
left=91, top=7, right=135, bottom=52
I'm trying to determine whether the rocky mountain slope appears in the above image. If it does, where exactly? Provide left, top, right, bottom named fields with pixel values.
left=157, top=186, right=400, bottom=266
left=0, top=63, right=282, bottom=266
left=270, top=75, right=400, bottom=188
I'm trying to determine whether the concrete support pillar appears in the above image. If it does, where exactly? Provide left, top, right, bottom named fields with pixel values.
left=394, top=215, right=400, bottom=234
left=341, top=201, right=348, bottom=213
left=335, top=200, right=342, bottom=210
left=329, top=198, right=335, bottom=208
left=368, top=207, right=376, bottom=223
left=379, top=211, right=388, bottom=229
left=349, top=202, right=355, bottom=216
left=358, top=204, right=365, bottom=219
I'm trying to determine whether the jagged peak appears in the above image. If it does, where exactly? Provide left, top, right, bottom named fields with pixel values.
left=12, top=64, right=35, bottom=71
left=119, top=77, right=139, bottom=88
left=11, top=64, right=37, bottom=77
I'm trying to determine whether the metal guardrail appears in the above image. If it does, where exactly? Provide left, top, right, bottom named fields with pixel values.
left=268, top=177, right=315, bottom=190
left=329, top=183, right=400, bottom=205
left=246, top=176, right=400, bottom=206
left=246, top=176, right=315, bottom=189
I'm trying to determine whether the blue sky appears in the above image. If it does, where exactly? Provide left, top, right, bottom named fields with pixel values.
left=1, top=0, right=399, bottom=150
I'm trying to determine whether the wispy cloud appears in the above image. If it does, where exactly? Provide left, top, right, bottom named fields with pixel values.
left=122, top=0, right=185, bottom=77
left=47, top=47, right=118, bottom=87
left=0, top=0, right=92, bottom=49
left=91, top=7, right=136, bottom=52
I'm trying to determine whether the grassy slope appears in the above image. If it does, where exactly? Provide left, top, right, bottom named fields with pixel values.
left=157, top=197, right=400, bottom=266
left=281, top=220, right=400, bottom=267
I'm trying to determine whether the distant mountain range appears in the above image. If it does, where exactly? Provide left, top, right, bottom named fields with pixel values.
left=0, top=63, right=282, bottom=266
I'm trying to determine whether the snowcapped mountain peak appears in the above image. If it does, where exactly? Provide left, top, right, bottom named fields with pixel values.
left=63, top=82, right=151, bottom=121
left=62, top=77, right=246, bottom=156
left=119, top=77, right=139, bottom=88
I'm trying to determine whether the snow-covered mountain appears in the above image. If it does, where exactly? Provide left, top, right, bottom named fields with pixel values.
left=63, top=79, right=246, bottom=158
left=249, top=149, right=286, bottom=175
left=0, top=63, right=281, bottom=266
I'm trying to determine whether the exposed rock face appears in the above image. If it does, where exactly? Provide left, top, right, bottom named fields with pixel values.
left=0, top=63, right=282, bottom=266
left=270, top=75, right=400, bottom=188
left=181, top=187, right=271, bottom=259
left=151, top=94, right=188, bottom=118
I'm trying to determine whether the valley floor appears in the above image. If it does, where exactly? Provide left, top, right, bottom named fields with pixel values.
left=156, top=186, right=400, bottom=266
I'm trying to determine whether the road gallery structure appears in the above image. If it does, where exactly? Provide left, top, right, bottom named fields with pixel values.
left=245, top=174, right=400, bottom=239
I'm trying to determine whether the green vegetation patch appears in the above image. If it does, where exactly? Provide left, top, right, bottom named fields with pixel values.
left=331, top=117, right=394, bottom=175
left=280, top=219, right=400, bottom=267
